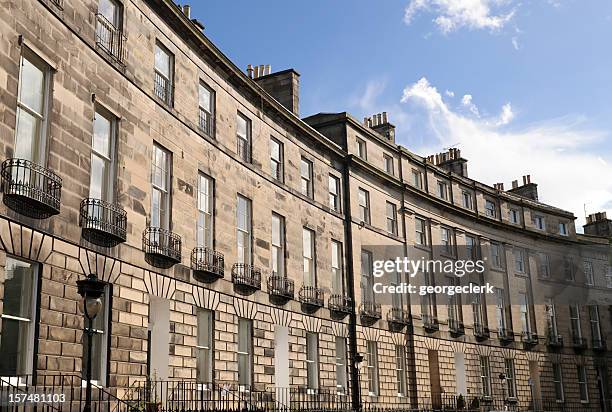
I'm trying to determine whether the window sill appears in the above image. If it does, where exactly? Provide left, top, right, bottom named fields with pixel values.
left=414, top=244, right=431, bottom=253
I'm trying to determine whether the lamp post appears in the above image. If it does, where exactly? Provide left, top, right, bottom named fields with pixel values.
left=77, top=274, right=106, bottom=412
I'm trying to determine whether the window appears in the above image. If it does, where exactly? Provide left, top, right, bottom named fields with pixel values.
left=606, top=265, right=612, bottom=288
left=82, top=284, right=110, bottom=386
left=358, top=188, right=370, bottom=224
left=96, top=0, right=124, bottom=61
left=395, top=345, right=407, bottom=397
left=420, top=271, right=435, bottom=320
left=552, top=363, right=564, bottom=401
left=198, top=82, right=215, bottom=137
left=415, top=217, right=427, bottom=246
left=335, top=337, right=347, bottom=394
left=15, top=50, right=51, bottom=164
left=366, top=341, right=379, bottom=396
left=577, top=365, right=588, bottom=402
left=559, top=222, right=568, bottom=236
left=329, top=175, right=341, bottom=212
left=484, top=200, right=496, bottom=218
left=495, top=288, right=506, bottom=332
left=271, top=214, right=285, bottom=277
left=300, top=157, right=314, bottom=199
left=357, top=138, right=367, bottom=160
left=411, top=169, right=423, bottom=189
left=361, top=250, right=375, bottom=303
left=570, top=304, right=582, bottom=339
left=306, top=332, right=319, bottom=391
left=440, top=227, right=452, bottom=254
left=331, top=240, right=344, bottom=295
left=383, top=154, right=394, bottom=175
left=386, top=202, right=398, bottom=235
left=504, top=358, right=517, bottom=399
left=197, top=173, right=213, bottom=249
left=472, top=290, right=484, bottom=329
left=236, top=113, right=251, bottom=162
left=462, top=191, right=473, bottom=210
left=236, top=195, right=252, bottom=265
left=303, top=228, right=316, bottom=287
left=589, top=306, right=602, bottom=343
left=465, top=235, right=478, bottom=260
left=509, top=209, right=520, bottom=224
left=437, top=181, right=448, bottom=200
left=490, top=242, right=503, bottom=268
left=154, top=42, right=173, bottom=106
left=519, top=292, right=531, bottom=333
left=196, top=309, right=214, bottom=384
left=514, top=248, right=525, bottom=273
left=538, top=253, right=550, bottom=278
left=546, top=299, right=558, bottom=337
left=151, top=144, right=171, bottom=229
left=564, top=257, right=575, bottom=281
left=0, top=257, right=38, bottom=378
left=584, top=261, right=594, bottom=286
left=237, top=318, right=253, bottom=389
left=89, top=107, right=116, bottom=202
left=533, top=215, right=546, bottom=230
left=480, top=356, right=492, bottom=397
left=270, top=138, right=283, bottom=181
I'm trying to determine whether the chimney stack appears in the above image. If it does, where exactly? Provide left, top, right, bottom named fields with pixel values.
left=182, top=4, right=191, bottom=18
left=364, top=112, right=396, bottom=142
left=248, top=64, right=300, bottom=116
left=508, top=175, right=538, bottom=201
left=584, top=212, right=612, bottom=238
left=426, top=148, right=468, bottom=177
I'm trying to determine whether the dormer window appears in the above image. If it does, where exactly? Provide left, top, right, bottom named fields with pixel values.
left=357, top=138, right=367, bottom=160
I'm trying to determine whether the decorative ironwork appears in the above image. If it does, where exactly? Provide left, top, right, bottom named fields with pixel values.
left=299, top=285, right=324, bottom=312
left=521, top=331, right=538, bottom=346
left=47, top=0, right=64, bottom=9
left=448, top=318, right=464, bottom=337
left=1, top=158, right=62, bottom=219
left=142, top=227, right=182, bottom=269
left=422, top=314, right=439, bottom=333
left=79, top=198, right=127, bottom=247
left=387, top=307, right=410, bottom=332
left=474, top=322, right=490, bottom=340
left=191, top=247, right=224, bottom=283
left=267, top=275, right=294, bottom=304
left=231, top=263, right=261, bottom=294
left=154, top=71, right=173, bottom=106
left=498, top=328, right=515, bottom=344
left=328, top=294, right=351, bottom=319
left=546, top=331, right=563, bottom=348
left=95, top=14, right=127, bottom=66
left=360, top=301, right=381, bottom=325
left=199, top=108, right=215, bottom=138
left=571, top=335, right=587, bottom=350
left=592, top=338, right=606, bottom=352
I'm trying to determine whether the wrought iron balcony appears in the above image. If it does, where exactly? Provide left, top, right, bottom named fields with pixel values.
left=521, top=331, right=538, bottom=346
left=592, top=338, right=607, bottom=352
left=47, top=0, right=63, bottom=9
left=328, top=294, right=351, bottom=319
left=142, top=227, right=181, bottom=269
left=79, top=198, right=127, bottom=247
left=546, top=332, right=563, bottom=348
left=571, top=335, right=587, bottom=350
left=1, top=158, right=62, bottom=219
left=498, top=328, right=515, bottom=344
left=474, top=323, right=490, bottom=341
left=191, top=247, right=224, bottom=283
left=267, top=275, right=294, bottom=304
left=231, top=263, right=261, bottom=295
left=154, top=71, right=173, bottom=106
left=360, top=301, right=381, bottom=325
left=422, top=314, right=439, bottom=333
left=299, top=285, right=324, bottom=311
left=448, top=318, right=465, bottom=337
left=95, top=14, right=127, bottom=66
left=387, top=307, right=410, bottom=331
left=199, top=108, right=215, bottom=138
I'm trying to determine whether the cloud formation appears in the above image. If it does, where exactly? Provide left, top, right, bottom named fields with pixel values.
left=399, top=77, right=612, bottom=230
left=404, top=0, right=516, bottom=33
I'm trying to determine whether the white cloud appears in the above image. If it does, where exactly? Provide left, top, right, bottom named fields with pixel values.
left=404, top=0, right=516, bottom=33
left=445, top=90, right=455, bottom=98
left=351, top=79, right=387, bottom=113
left=511, top=36, right=520, bottom=50
left=400, top=77, right=612, bottom=230
left=461, top=94, right=480, bottom=116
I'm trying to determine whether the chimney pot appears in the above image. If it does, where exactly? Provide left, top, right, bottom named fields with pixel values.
left=377, top=113, right=382, bottom=125
left=247, top=64, right=253, bottom=78
left=183, top=4, right=191, bottom=18
left=382, top=112, right=388, bottom=123
left=522, top=175, right=528, bottom=185
left=266, top=64, right=271, bottom=75
left=512, top=180, right=518, bottom=189
left=259, top=65, right=265, bottom=77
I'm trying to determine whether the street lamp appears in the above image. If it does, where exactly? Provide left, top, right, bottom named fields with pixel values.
left=77, top=274, right=106, bottom=412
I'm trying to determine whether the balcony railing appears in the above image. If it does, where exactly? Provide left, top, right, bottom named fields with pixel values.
left=191, top=247, right=224, bottom=283
left=95, top=14, right=127, bottom=66
left=546, top=331, right=563, bottom=348
left=47, top=0, right=64, bottom=9
left=474, top=322, right=490, bottom=340
left=592, top=338, right=606, bottom=351
left=422, top=314, right=439, bottom=332
left=387, top=307, right=410, bottom=331
left=154, top=71, right=173, bottom=106
left=231, top=263, right=261, bottom=294
left=299, top=285, right=324, bottom=311
left=521, top=331, right=538, bottom=346
left=142, top=227, right=182, bottom=268
left=237, top=137, right=251, bottom=162
left=498, top=328, right=515, bottom=344
left=1, top=158, right=62, bottom=219
left=79, top=198, right=127, bottom=247
left=328, top=294, right=351, bottom=319
left=267, top=275, right=294, bottom=303
left=360, top=301, right=382, bottom=325
left=199, top=108, right=215, bottom=138
left=571, top=335, right=587, bottom=350
left=448, top=318, right=464, bottom=336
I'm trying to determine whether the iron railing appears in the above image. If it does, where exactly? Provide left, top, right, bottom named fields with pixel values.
left=79, top=198, right=127, bottom=247
left=546, top=331, right=563, bottom=348
left=387, top=307, right=410, bottom=326
left=592, top=337, right=606, bottom=351
left=142, top=226, right=182, bottom=268
left=231, top=263, right=262, bottom=292
left=422, top=314, right=439, bottom=332
left=199, top=108, right=215, bottom=138
left=46, top=0, right=64, bottom=9
left=448, top=318, right=464, bottom=336
left=571, top=335, right=587, bottom=350
left=237, top=137, right=250, bottom=162
left=95, top=14, right=127, bottom=66
left=191, top=247, right=224, bottom=282
left=498, top=328, right=515, bottom=343
left=154, top=71, right=173, bottom=106
left=473, top=322, right=490, bottom=340
left=359, top=301, right=382, bottom=321
left=328, top=294, right=352, bottom=317
left=1, top=158, right=62, bottom=219
left=267, top=275, right=294, bottom=301
left=299, top=285, right=324, bottom=309
left=521, top=331, right=538, bottom=346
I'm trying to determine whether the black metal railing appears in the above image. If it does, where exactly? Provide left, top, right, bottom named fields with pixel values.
left=267, top=275, right=294, bottom=301
left=237, top=137, right=250, bottom=162
left=521, top=331, right=538, bottom=346
left=571, top=335, right=587, bottom=350
left=329, top=294, right=351, bottom=318
left=359, top=301, right=382, bottom=321
left=154, top=71, right=173, bottom=106
left=299, top=285, right=324, bottom=309
left=422, top=314, right=439, bottom=332
left=95, top=14, right=127, bottom=65
left=267, top=387, right=352, bottom=412
left=546, top=331, right=563, bottom=348
left=47, top=0, right=64, bottom=9
left=79, top=198, right=127, bottom=247
left=592, top=338, right=606, bottom=351
left=387, top=307, right=410, bottom=325
left=232, top=263, right=262, bottom=292
left=498, top=328, right=514, bottom=343
left=191, top=247, right=224, bottom=282
left=473, top=322, right=490, bottom=340
left=448, top=318, right=464, bottom=336
left=142, top=226, right=182, bottom=268
left=199, top=108, right=215, bottom=138
left=1, top=158, right=62, bottom=219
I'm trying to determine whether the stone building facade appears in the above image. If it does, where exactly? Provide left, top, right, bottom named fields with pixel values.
left=0, top=0, right=610, bottom=410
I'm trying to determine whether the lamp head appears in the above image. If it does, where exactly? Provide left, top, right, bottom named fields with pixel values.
left=77, top=274, right=105, bottom=320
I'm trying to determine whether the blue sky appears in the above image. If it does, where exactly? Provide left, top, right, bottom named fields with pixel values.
left=189, top=0, right=612, bottom=228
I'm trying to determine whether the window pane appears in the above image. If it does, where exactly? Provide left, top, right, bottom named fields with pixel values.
left=93, top=112, right=112, bottom=158
left=199, top=84, right=211, bottom=112
left=98, top=0, right=119, bottom=26
left=14, top=108, right=42, bottom=161
left=155, top=45, right=171, bottom=78
left=19, top=56, right=45, bottom=115
left=237, top=114, right=248, bottom=138
left=89, top=154, right=108, bottom=200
